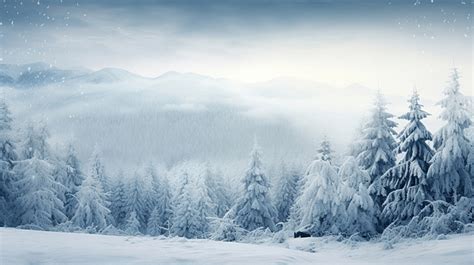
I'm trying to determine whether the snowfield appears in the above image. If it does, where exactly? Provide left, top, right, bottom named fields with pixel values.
left=0, top=228, right=473, bottom=265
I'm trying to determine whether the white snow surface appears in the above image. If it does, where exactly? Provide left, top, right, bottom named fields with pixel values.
left=0, top=228, right=473, bottom=265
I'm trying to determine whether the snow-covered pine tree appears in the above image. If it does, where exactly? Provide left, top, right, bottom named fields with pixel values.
left=204, top=165, right=231, bottom=218
left=171, top=172, right=201, bottom=238
left=125, top=211, right=141, bottom=236
left=109, top=171, right=128, bottom=228
left=274, top=163, right=301, bottom=223
left=154, top=173, right=172, bottom=234
left=234, top=139, right=277, bottom=231
left=346, top=184, right=376, bottom=237
left=20, top=122, right=50, bottom=160
left=12, top=152, right=67, bottom=229
left=125, top=172, right=150, bottom=232
left=147, top=207, right=163, bottom=236
left=194, top=172, right=216, bottom=238
left=89, top=145, right=109, bottom=193
left=338, top=156, right=375, bottom=236
left=357, top=91, right=397, bottom=222
left=141, top=164, right=158, bottom=224
left=62, top=144, right=85, bottom=219
left=0, top=100, right=17, bottom=226
left=381, top=90, right=434, bottom=225
left=71, top=170, right=111, bottom=231
left=293, top=159, right=344, bottom=236
left=427, top=68, right=472, bottom=203
left=318, top=136, right=333, bottom=162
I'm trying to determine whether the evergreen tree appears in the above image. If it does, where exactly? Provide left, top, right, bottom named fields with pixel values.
left=293, top=159, right=344, bottom=236
left=427, top=68, right=472, bottom=203
left=381, top=91, right=434, bottom=225
left=12, top=153, right=67, bottom=229
left=89, top=145, right=109, bottom=193
left=147, top=207, right=163, bottom=236
left=125, top=172, right=149, bottom=232
left=0, top=100, right=17, bottom=226
left=346, top=184, right=376, bottom=237
left=234, top=140, right=276, bottom=231
left=125, top=211, right=141, bottom=236
left=62, top=144, right=85, bottom=219
left=71, top=172, right=111, bottom=231
left=171, top=172, right=201, bottom=238
left=318, top=136, right=333, bottom=162
left=357, top=91, right=397, bottom=220
left=194, top=173, right=215, bottom=238
left=110, top=171, right=128, bottom=228
left=20, top=122, right=50, bottom=160
left=204, top=166, right=231, bottom=218
left=274, top=163, right=301, bottom=223
left=154, top=174, right=172, bottom=234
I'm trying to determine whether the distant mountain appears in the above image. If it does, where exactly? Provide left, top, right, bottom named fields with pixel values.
left=1, top=62, right=394, bottom=176
left=0, top=63, right=148, bottom=88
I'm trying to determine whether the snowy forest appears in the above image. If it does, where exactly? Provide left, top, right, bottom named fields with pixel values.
left=1, top=0, right=473, bottom=264
left=0, top=67, right=472, bottom=245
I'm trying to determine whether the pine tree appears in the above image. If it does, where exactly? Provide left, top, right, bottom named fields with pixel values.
left=274, top=163, right=301, bottom=223
left=71, top=172, right=111, bottom=231
left=381, top=91, right=434, bottom=225
left=89, top=145, right=109, bottom=193
left=20, top=122, right=50, bottom=160
left=125, top=172, right=149, bottom=232
left=293, top=159, right=344, bottom=236
left=204, top=166, right=231, bottom=218
left=318, top=136, right=333, bottom=162
left=427, top=68, right=472, bottom=203
left=171, top=172, right=201, bottom=238
left=357, top=91, right=397, bottom=220
left=194, top=174, right=215, bottom=238
left=12, top=153, right=67, bottom=229
left=154, top=174, right=172, bottom=234
left=338, top=156, right=375, bottom=236
left=0, top=100, right=17, bottom=226
left=110, top=171, right=128, bottom=228
left=147, top=207, right=163, bottom=236
left=62, top=144, right=84, bottom=219
left=125, top=211, right=141, bottom=236
left=234, top=140, right=276, bottom=231
left=346, top=184, right=376, bottom=237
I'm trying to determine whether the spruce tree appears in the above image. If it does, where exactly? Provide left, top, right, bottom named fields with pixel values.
left=89, top=145, right=109, bottom=193
left=274, top=163, right=301, bottom=223
left=357, top=91, right=397, bottom=221
left=154, top=174, right=172, bottom=234
left=71, top=172, right=111, bottom=231
left=125, top=172, right=149, bottom=232
left=318, top=136, right=333, bottom=162
left=63, top=144, right=85, bottom=219
left=171, top=172, right=201, bottom=238
left=12, top=152, right=67, bottom=229
left=0, top=100, right=17, bottom=226
left=293, top=159, right=344, bottom=236
left=110, top=171, right=128, bottom=228
left=427, top=68, right=472, bottom=203
left=234, top=140, right=276, bottom=231
left=381, top=90, right=434, bottom=225
left=125, top=211, right=141, bottom=236
left=204, top=166, right=231, bottom=218
left=147, top=207, right=163, bottom=236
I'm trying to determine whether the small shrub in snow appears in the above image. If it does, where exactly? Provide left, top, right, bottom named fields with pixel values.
left=210, top=217, right=246, bottom=242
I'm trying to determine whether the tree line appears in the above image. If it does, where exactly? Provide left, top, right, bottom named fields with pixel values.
left=0, top=68, right=472, bottom=241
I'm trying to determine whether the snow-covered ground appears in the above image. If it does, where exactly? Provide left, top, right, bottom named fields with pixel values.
left=0, top=228, right=473, bottom=265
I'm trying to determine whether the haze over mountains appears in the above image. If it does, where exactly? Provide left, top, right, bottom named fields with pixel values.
left=0, top=62, right=447, bottom=178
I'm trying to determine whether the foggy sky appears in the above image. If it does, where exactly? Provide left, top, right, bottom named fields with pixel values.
left=0, top=0, right=472, bottom=96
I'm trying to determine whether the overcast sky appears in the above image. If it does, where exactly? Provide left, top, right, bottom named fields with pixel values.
left=0, top=0, right=472, bottom=95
